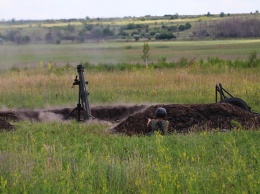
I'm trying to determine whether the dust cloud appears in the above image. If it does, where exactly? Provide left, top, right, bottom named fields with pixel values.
left=38, top=111, right=64, bottom=122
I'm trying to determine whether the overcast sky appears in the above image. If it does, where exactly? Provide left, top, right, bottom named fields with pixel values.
left=0, top=0, right=259, bottom=20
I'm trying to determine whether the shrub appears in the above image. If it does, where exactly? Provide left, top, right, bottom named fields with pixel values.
left=125, top=45, right=132, bottom=49
left=134, top=34, right=140, bottom=41
left=155, top=32, right=176, bottom=40
left=247, top=51, right=258, bottom=68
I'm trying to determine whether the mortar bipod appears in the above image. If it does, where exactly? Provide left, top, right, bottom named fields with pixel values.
left=215, top=83, right=252, bottom=112
left=65, top=64, right=94, bottom=121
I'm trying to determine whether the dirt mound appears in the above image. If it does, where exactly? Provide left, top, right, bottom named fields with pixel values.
left=0, top=117, right=13, bottom=132
left=0, top=105, right=146, bottom=132
left=0, top=103, right=259, bottom=134
left=0, top=111, right=17, bottom=131
left=112, top=103, right=260, bottom=135
left=0, top=111, right=20, bottom=121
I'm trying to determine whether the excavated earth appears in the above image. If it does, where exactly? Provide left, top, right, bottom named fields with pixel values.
left=0, top=103, right=259, bottom=135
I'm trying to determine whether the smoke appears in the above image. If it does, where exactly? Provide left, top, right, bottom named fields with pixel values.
left=38, top=111, right=64, bottom=122
left=37, top=111, right=115, bottom=126
left=0, top=104, right=149, bottom=125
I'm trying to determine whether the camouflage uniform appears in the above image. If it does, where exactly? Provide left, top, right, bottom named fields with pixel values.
left=147, top=119, right=169, bottom=135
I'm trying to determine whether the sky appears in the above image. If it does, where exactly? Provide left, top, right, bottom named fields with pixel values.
left=0, top=0, right=259, bottom=20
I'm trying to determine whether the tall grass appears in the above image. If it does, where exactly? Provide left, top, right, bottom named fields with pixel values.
left=0, top=122, right=259, bottom=193
left=0, top=58, right=259, bottom=111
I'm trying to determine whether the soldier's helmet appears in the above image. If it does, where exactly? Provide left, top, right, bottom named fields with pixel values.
left=155, top=107, right=167, bottom=118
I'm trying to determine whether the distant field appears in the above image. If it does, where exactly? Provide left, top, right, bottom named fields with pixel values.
left=0, top=39, right=259, bottom=70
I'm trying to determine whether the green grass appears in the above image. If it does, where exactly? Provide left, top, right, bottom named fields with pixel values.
left=0, top=39, right=260, bottom=70
left=0, top=63, right=259, bottom=112
left=0, top=122, right=259, bottom=193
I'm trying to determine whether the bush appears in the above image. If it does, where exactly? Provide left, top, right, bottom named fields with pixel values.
left=155, top=32, right=176, bottom=40
left=246, top=51, right=258, bottom=68
left=134, top=34, right=140, bottom=41
left=125, top=45, right=132, bottom=49
left=15, top=36, right=30, bottom=44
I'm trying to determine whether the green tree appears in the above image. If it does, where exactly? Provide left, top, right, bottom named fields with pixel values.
left=91, top=27, right=103, bottom=39
left=155, top=32, right=176, bottom=40
left=247, top=51, right=258, bottom=67
left=66, top=23, right=75, bottom=32
left=134, top=34, right=140, bottom=41
left=185, top=22, right=191, bottom=29
left=45, top=32, right=54, bottom=43
left=77, top=29, right=86, bottom=42
left=142, top=42, right=150, bottom=67
left=103, top=27, right=114, bottom=37
left=6, top=30, right=19, bottom=42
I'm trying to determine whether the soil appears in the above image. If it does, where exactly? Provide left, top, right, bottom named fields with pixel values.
left=0, top=117, right=13, bottom=132
left=112, top=103, right=260, bottom=135
left=0, top=103, right=259, bottom=135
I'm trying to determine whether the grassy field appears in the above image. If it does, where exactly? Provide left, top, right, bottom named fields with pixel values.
left=0, top=122, right=259, bottom=193
left=0, top=39, right=260, bottom=70
left=0, top=64, right=259, bottom=111
left=0, top=38, right=260, bottom=193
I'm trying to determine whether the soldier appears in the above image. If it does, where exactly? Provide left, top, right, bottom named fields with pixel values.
left=147, top=107, right=169, bottom=135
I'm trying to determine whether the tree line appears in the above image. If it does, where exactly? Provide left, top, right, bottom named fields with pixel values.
left=192, top=17, right=260, bottom=39
left=0, top=15, right=259, bottom=44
